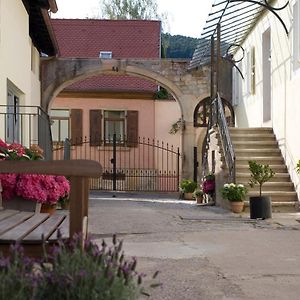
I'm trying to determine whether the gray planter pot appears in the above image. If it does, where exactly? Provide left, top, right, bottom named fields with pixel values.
left=249, top=196, right=272, bottom=219
left=3, top=197, right=41, bottom=213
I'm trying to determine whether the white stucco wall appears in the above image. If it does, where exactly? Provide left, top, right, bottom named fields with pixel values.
left=234, top=0, right=300, bottom=197
left=0, top=0, right=41, bottom=107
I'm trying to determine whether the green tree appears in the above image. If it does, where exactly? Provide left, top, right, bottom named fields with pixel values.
left=101, top=0, right=160, bottom=20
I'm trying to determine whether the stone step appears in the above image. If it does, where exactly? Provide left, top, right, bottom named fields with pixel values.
left=244, top=201, right=298, bottom=213
left=235, top=156, right=284, bottom=165
left=234, top=148, right=281, bottom=157
left=236, top=172, right=291, bottom=182
left=229, top=127, right=273, bottom=134
left=232, top=141, right=278, bottom=149
left=230, top=133, right=276, bottom=142
left=235, top=164, right=287, bottom=173
left=239, top=182, right=294, bottom=192
left=247, top=191, right=298, bottom=202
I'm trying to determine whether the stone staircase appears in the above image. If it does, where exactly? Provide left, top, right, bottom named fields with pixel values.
left=222, top=127, right=299, bottom=212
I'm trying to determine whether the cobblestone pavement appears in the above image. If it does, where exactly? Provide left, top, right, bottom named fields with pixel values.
left=89, top=192, right=300, bottom=300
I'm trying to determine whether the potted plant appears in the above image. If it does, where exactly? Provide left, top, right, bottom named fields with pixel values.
left=0, top=140, right=70, bottom=214
left=220, top=183, right=247, bottom=213
left=248, top=160, right=275, bottom=219
left=202, top=173, right=215, bottom=197
left=193, top=189, right=204, bottom=204
left=180, top=179, right=198, bottom=200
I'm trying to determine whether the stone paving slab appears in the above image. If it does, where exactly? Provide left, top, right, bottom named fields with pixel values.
left=89, top=192, right=300, bottom=300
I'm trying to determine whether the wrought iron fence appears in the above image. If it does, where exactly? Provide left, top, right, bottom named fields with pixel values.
left=212, top=93, right=236, bottom=182
left=0, top=105, right=53, bottom=160
left=53, top=135, right=181, bottom=192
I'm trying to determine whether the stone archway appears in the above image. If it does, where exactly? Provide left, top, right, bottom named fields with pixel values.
left=41, top=58, right=212, bottom=179
left=194, top=96, right=235, bottom=181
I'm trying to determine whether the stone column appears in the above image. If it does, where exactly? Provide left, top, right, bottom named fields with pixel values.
left=179, top=95, right=197, bottom=180
left=181, top=121, right=196, bottom=179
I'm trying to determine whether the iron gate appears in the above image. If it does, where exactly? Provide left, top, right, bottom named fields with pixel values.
left=53, top=135, right=181, bottom=192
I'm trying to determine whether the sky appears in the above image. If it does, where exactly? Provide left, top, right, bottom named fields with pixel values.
left=53, top=0, right=213, bottom=38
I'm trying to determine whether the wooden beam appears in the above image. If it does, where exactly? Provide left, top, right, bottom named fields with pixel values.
left=0, top=160, right=102, bottom=177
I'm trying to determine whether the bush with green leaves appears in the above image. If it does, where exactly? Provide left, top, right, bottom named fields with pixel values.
left=0, top=234, right=160, bottom=300
left=180, top=179, right=198, bottom=193
left=220, top=183, right=247, bottom=202
left=193, top=189, right=204, bottom=197
left=248, top=160, right=275, bottom=197
left=296, top=160, right=300, bottom=174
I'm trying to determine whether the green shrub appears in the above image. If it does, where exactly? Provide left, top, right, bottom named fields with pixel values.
left=220, top=183, right=247, bottom=202
left=0, top=234, right=160, bottom=300
left=296, top=160, right=300, bottom=174
left=180, top=179, right=198, bottom=193
left=248, top=160, right=275, bottom=197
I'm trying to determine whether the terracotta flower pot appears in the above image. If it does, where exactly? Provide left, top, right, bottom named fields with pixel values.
left=230, top=201, right=244, bottom=213
left=184, top=192, right=194, bottom=200
left=41, top=204, right=57, bottom=215
left=196, top=196, right=204, bottom=204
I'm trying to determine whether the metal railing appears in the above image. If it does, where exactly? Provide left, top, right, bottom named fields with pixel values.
left=53, top=135, right=181, bottom=192
left=0, top=105, right=53, bottom=160
left=212, top=93, right=236, bottom=182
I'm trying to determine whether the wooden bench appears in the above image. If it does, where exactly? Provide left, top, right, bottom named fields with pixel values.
left=0, top=160, right=102, bottom=256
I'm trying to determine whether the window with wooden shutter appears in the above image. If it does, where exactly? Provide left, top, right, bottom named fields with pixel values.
left=126, top=110, right=138, bottom=147
left=90, top=110, right=102, bottom=146
left=70, top=109, right=83, bottom=145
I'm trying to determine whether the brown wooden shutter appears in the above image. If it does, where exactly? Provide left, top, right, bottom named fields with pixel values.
left=70, top=109, right=83, bottom=145
left=90, top=110, right=102, bottom=146
left=126, top=110, right=138, bottom=147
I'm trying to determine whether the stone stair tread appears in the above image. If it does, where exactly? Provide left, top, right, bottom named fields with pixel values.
left=235, top=149, right=280, bottom=153
left=236, top=172, right=290, bottom=175
left=229, top=127, right=273, bottom=131
left=236, top=156, right=282, bottom=160
left=239, top=182, right=293, bottom=186
left=244, top=201, right=298, bottom=206
left=247, top=191, right=297, bottom=196
left=230, top=133, right=275, bottom=137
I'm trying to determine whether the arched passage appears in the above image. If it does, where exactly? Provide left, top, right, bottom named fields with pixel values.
left=42, top=57, right=211, bottom=180
left=193, top=96, right=235, bottom=127
left=194, top=96, right=235, bottom=182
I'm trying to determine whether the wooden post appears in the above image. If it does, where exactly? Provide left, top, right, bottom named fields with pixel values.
left=69, top=176, right=90, bottom=238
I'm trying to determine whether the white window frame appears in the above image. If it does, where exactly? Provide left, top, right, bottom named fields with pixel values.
left=50, top=109, right=70, bottom=144
left=99, top=51, right=112, bottom=59
left=245, top=50, right=251, bottom=95
left=103, top=110, right=126, bottom=143
left=232, top=62, right=243, bottom=106
left=293, top=0, right=300, bottom=70
left=6, top=80, right=23, bottom=144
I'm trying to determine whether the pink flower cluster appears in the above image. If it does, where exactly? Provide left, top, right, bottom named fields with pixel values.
left=202, top=179, right=215, bottom=195
left=0, top=140, right=70, bottom=204
left=16, top=175, right=70, bottom=204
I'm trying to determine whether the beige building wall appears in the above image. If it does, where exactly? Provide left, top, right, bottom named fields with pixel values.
left=0, top=0, right=42, bottom=145
left=234, top=0, right=300, bottom=197
left=154, top=99, right=181, bottom=150
left=0, top=0, right=41, bottom=106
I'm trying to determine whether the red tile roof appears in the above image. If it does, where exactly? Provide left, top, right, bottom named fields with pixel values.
left=51, top=19, right=161, bottom=92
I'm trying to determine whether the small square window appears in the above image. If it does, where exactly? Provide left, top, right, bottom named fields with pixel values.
left=99, top=51, right=112, bottom=59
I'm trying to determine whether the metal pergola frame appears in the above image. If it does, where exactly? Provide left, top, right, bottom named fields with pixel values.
left=195, top=0, right=289, bottom=183
left=189, top=0, right=289, bottom=70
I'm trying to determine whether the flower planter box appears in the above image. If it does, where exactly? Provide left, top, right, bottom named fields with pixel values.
left=3, top=197, right=41, bottom=213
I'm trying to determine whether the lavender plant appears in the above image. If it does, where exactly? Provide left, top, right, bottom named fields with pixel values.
left=0, top=234, right=160, bottom=300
